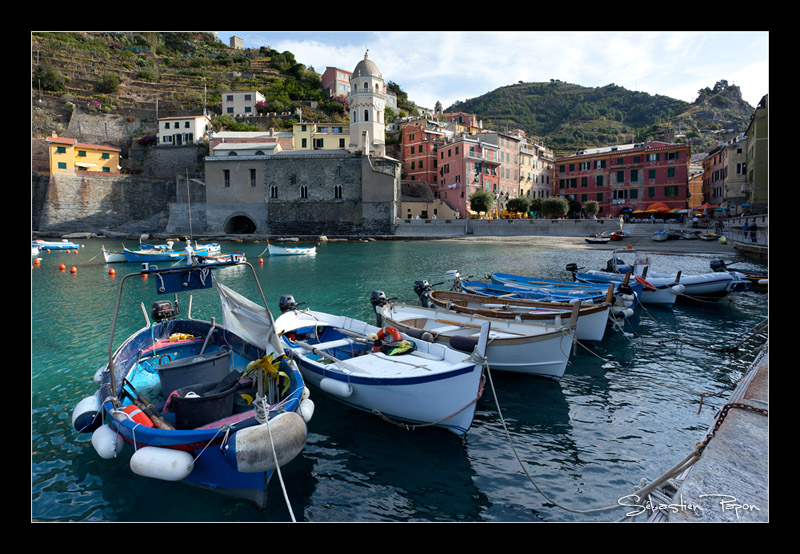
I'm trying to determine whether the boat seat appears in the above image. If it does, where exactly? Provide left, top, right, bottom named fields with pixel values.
left=299, top=338, right=355, bottom=351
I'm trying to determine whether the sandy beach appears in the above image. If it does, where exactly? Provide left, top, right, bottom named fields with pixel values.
left=429, top=233, right=741, bottom=256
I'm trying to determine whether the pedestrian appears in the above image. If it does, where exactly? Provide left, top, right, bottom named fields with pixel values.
left=750, top=222, right=758, bottom=243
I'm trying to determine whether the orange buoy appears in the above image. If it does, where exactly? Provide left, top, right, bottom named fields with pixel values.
left=34, top=258, right=41, bottom=265
left=70, top=266, right=77, bottom=273
left=108, top=268, right=115, bottom=275
left=259, top=257, right=264, bottom=264
left=59, top=263, right=66, bottom=270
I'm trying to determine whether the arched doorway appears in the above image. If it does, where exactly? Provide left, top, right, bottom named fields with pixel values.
left=224, top=214, right=257, bottom=234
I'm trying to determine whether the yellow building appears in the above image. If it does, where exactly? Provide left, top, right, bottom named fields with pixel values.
left=292, top=122, right=349, bottom=151
left=46, top=134, right=121, bottom=175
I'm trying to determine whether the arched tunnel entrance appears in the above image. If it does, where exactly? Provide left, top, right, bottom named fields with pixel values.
left=224, top=215, right=257, bottom=234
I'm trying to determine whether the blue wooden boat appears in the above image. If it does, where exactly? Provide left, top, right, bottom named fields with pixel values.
left=124, top=245, right=210, bottom=263
left=70, top=258, right=313, bottom=510
left=490, top=272, right=625, bottom=299
left=32, top=239, right=80, bottom=250
left=457, top=274, right=643, bottom=335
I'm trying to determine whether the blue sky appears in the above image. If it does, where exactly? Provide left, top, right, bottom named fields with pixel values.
left=215, top=31, right=769, bottom=110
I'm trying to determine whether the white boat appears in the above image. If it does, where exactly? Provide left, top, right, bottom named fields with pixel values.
left=274, top=297, right=489, bottom=435
left=32, top=239, right=80, bottom=250
left=572, top=249, right=750, bottom=304
left=101, top=245, right=127, bottom=263
left=419, top=285, right=613, bottom=344
left=374, top=298, right=578, bottom=380
left=268, top=240, right=317, bottom=256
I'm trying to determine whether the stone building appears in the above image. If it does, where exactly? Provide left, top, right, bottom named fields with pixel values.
left=199, top=54, right=402, bottom=236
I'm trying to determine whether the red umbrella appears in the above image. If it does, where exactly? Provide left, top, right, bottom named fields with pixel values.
left=696, top=203, right=718, bottom=210
left=646, top=202, right=671, bottom=213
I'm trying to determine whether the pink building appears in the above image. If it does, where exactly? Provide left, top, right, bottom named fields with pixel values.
left=438, top=135, right=501, bottom=217
left=321, top=66, right=351, bottom=99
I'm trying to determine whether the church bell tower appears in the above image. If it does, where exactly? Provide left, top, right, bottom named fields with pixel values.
left=348, top=51, right=387, bottom=157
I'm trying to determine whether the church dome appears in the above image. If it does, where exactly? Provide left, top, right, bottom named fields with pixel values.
left=353, top=52, right=382, bottom=79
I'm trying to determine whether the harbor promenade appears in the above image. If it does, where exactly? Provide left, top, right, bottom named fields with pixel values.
left=667, top=347, right=768, bottom=522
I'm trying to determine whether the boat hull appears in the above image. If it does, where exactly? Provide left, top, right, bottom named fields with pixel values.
left=268, top=244, right=317, bottom=256
left=72, top=262, right=310, bottom=510
left=276, top=310, right=485, bottom=435
left=380, top=303, right=575, bottom=380
left=32, top=239, right=79, bottom=250
left=124, top=247, right=209, bottom=263
left=427, top=289, right=610, bottom=343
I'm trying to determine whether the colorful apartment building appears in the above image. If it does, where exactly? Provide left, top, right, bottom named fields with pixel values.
left=520, top=138, right=555, bottom=201
left=45, top=134, right=120, bottom=175
left=555, top=141, right=690, bottom=217
left=401, top=119, right=450, bottom=188
left=321, top=67, right=352, bottom=99
left=293, top=122, right=350, bottom=151
left=438, top=135, right=501, bottom=218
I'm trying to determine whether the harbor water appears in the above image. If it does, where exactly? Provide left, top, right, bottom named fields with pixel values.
left=31, top=238, right=768, bottom=522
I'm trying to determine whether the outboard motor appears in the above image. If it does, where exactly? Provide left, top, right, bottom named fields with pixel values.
left=151, top=300, right=176, bottom=322
left=370, top=290, right=389, bottom=326
left=444, top=270, right=462, bottom=290
left=278, top=295, right=299, bottom=313
left=413, top=280, right=433, bottom=307
left=565, top=263, right=579, bottom=281
left=710, top=259, right=728, bottom=273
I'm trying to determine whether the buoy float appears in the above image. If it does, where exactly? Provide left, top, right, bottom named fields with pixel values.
left=109, top=268, right=115, bottom=275
left=130, top=446, right=194, bottom=481
left=319, top=376, right=353, bottom=397
left=72, top=393, right=103, bottom=433
left=59, top=263, right=66, bottom=270
left=222, top=411, right=307, bottom=473
left=259, top=257, right=264, bottom=264
left=298, top=398, right=315, bottom=423
left=70, top=266, right=77, bottom=273
left=91, top=424, right=125, bottom=459
left=34, top=258, right=41, bottom=265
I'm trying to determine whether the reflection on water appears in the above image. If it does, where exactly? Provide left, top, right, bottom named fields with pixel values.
left=32, top=239, right=767, bottom=522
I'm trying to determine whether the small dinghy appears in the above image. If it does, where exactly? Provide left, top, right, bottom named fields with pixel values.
left=268, top=240, right=317, bottom=256
left=70, top=258, right=312, bottom=509
left=275, top=295, right=489, bottom=435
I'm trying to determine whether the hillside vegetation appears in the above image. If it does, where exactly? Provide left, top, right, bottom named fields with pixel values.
left=31, top=32, right=756, bottom=156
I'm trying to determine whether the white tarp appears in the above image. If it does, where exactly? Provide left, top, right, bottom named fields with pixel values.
left=217, top=283, right=284, bottom=356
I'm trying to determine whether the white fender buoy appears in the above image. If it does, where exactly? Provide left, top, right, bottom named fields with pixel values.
left=319, top=377, right=353, bottom=398
left=91, top=424, right=125, bottom=459
left=298, top=398, right=315, bottom=423
left=223, top=411, right=307, bottom=473
left=72, top=394, right=103, bottom=433
left=302, top=386, right=311, bottom=401
left=130, top=446, right=193, bottom=482
left=670, top=284, right=686, bottom=295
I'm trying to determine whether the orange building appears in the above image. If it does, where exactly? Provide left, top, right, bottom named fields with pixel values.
left=45, top=134, right=121, bottom=175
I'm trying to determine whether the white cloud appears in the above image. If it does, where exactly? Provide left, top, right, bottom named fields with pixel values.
left=218, top=31, right=768, bottom=109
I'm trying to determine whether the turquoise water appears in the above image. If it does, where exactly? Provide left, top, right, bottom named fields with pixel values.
left=31, top=238, right=768, bottom=522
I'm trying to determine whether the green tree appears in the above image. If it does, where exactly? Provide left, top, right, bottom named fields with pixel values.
left=94, top=73, right=120, bottom=94
left=33, top=63, right=65, bottom=92
left=506, top=197, right=531, bottom=217
left=469, top=189, right=495, bottom=216
left=542, top=197, right=569, bottom=218
left=583, top=200, right=599, bottom=218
